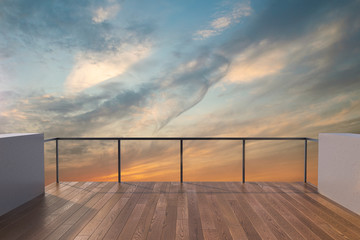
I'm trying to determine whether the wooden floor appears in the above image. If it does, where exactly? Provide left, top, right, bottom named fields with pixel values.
left=1, top=182, right=360, bottom=240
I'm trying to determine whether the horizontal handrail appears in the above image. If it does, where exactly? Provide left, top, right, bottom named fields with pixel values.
left=306, top=138, right=318, bottom=142
left=44, top=136, right=318, bottom=184
left=44, top=138, right=57, bottom=142
left=44, top=137, right=314, bottom=141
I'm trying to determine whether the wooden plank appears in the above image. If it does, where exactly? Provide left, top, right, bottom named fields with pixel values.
left=0, top=182, right=77, bottom=229
left=19, top=182, right=102, bottom=240
left=196, top=189, right=216, bottom=230
left=227, top=182, right=278, bottom=240
left=280, top=183, right=360, bottom=240
left=256, top=182, right=322, bottom=240
left=210, top=182, right=248, bottom=240
left=175, top=219, right=189, bottom=240
left=233, top=182, right=295, bottom=240
left=186, top=183, right=204, bottom=240
left=160, top=182, right=180, bottom=240
left=228, top=198, right=262, bottom=240
left=102, top=183, right=149, bottom=239
left=73, top=183, right=135, bottom=240
left=202, top=229, right=220, bottom=240
left=117, top=183, right=155, bottom=240
left=73, top=236, right=88, bottom=240
left=293, top=183, right=360, bottom=227
left=265, top=182, right=336, bottom=240
left=176, top=184, right=188, bottom=220
left=132, top=182, right=163, bottom=240
left=146, top=182, right=170, bottom=240
left=46, top=182, right=122, bottom=240
left=277, top=182, right=360, bottom=240
left=175, top=183, right=189, bottom=240
left=293, top=183, right=360, bottom=226
left=45, top=182, right=57, bottom=191
left=61, top=183, right=135, bottom=239
left=117, top=203, right=147, bottom=239
left=137, top=182, right=157, bottom=204
left=44, top=187, right=108, bottom=240
left=0, top=194, right=44, bottom=227
left=204, top=185, right=234, bottom=240
left=238, top=182, right=305, bottom=240
left=219, top=183, right=261, bottom=240
left=0, top=182, right=91, bottom=239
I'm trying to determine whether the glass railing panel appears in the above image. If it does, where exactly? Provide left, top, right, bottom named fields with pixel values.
left=58, top=140, right=117, bottom=182
left=44, top=141, right=56, bottom=186
left=183, top=140, right=242, bottom=181
left=246, top=140, right=304, bottom=182
left=307, top=140, right=318, bottom=186
left=122, top=140, right=179, bottom=181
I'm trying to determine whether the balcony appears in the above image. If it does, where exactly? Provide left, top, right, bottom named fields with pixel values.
left=0, top=135, right=360, bottom=239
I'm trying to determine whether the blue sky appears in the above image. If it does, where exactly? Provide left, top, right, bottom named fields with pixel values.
left=1, top=0, right=360, bottom=183
left=1, top=0, right=359, bottom=139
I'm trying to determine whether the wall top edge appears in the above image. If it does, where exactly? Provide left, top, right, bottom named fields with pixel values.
left=0, top=133, right=43, bottom=139
left=319, top=133, right=360, bottom=138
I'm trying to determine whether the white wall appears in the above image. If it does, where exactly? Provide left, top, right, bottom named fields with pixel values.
left=318, top=133, right=360, bottom=215
left=0, top=133, right=44, bottom=216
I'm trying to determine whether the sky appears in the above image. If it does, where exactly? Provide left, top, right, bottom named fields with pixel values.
left=1, top=0, right=360, bottom=185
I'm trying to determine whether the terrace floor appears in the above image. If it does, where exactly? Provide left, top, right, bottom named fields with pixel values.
left=0, top=182, right=360, bottom=240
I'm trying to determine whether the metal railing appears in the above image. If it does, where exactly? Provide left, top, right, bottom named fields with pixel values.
left=44, top=137, right=318, bottom=184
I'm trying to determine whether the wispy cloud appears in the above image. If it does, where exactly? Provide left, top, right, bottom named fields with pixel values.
left=194, top=1, right=251, bottom=40
left=211, top=17, right=232, bottom=29
left=224, top=19, right=344, bottom=83
left=143, top=52, right=230, bottom=131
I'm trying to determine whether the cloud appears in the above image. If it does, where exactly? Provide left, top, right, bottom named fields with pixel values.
left=165, top=0, right=360, bottom=139
left=211, top=17, right=231, bottom=29
left=225, top=42, right=286, bottom=83
left=144, top=52, right=230, bottom=131
left=224, top=19, right=344, bottom=83
left=194, top=30, right=217, bottom=40
left=65, top=43, right=151, bottom=93
left=0, top=48, right=230, bottom=137
left=0, top=0, right=154, bottom=55
left=194, top=1, right=251, bottom=40
left=92, top=3, right=121, bottom=23
left=0, top=81, right=145, bottom=136
left=0, top=0, right=105, bottom=52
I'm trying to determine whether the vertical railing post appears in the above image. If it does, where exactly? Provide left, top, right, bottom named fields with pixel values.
left=56, top=139, right=59, bottom=183
left=242, top=139, right=245, bottom=183
left=304, top=138, right=307, bottom=183
left=180, top=139, right=183, bottom=183
left=118, top=139, right=121, bottom=183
